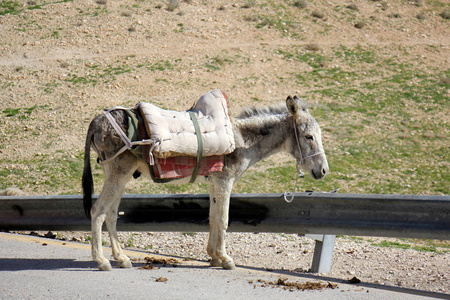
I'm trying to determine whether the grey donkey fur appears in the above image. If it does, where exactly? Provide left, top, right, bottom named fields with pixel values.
left=82, top=95, right=329, bottom=271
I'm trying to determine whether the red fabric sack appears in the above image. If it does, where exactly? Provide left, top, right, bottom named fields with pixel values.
left=152, top=155, right=224, bottom=179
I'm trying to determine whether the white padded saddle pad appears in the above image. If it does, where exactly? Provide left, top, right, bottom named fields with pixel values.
left=138, top=89, right=235, bottom=158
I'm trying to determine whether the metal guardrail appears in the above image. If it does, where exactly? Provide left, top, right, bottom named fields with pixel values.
left=1, top=193, right=449, bottom=239
left=1, top=192, right=448, bottom=273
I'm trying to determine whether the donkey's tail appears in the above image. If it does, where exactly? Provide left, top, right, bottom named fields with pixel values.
left=82, top=124, right=94, bottom=219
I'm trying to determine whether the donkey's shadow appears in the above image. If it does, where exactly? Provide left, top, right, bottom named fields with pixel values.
left=0, top=258, right=98, bottom=271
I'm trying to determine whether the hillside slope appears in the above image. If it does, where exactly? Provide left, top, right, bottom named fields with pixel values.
left=0, top=0, right=448, bottom=195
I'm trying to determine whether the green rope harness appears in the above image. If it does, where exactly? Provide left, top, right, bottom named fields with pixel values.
left=188, top=111, right=203, bottom=183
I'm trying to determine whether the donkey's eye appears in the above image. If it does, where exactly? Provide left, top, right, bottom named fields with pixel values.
left=305, top=135, right=314, bottom=141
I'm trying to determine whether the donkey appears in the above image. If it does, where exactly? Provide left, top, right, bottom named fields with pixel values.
left=82, top=95, right=329, bottom=271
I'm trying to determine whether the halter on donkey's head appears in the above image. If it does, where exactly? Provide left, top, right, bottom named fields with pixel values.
left=284, top=96, right=327, bottom=202
left=292, top=118, right=325, bottom=176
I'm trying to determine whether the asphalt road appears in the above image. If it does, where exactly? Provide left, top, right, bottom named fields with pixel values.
left=0, top=232, right=447, bottom=300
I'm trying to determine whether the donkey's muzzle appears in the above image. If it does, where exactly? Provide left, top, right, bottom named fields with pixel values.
left=311, top=164, right=329, bottom=180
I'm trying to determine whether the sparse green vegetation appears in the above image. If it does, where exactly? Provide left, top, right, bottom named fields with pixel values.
left=337, top=236, right=450, bottom=253
left=65, top=63, right=134, bottom=86
left=0, top=1, right=21, bottom=15
left=0, top=152, right=84, bottom=193
left=231, top=42, right=449, bottom=195
left=0, top=0, right=75, bottom=15
left=137, top=60, right=178, bottom=72
left=125, top=234, right=135, bottom=247
left=371, top=239, right=449, bottom=253
left=182, top=232, right=198, bottom=237
left=2, top=105, right=48, bottom=120
left=1, top=0, right=448, bottom=198
left=374, top=240, right=412, bottom=249
left=204, top=54, right=250, bottom=71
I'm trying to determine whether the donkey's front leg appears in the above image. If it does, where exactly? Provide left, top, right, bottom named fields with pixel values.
left=207, top=178, right=236, bottom=270
left=207, top=184, right=221, bottom=268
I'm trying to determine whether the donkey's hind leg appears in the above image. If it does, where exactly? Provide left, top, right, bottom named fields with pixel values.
left=105, top=200, right=132, bottom=269
left=91, top=203, right=111, bottom=271
left=91, top=158, right=135, bottom=271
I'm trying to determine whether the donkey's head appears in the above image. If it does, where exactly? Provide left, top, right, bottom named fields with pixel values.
left=286, top=96, right=329, bottom=180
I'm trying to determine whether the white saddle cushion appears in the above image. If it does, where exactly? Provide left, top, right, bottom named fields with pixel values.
left=138, top=89, right=235, bottom=158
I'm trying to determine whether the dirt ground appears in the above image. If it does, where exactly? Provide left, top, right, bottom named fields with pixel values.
left=1, top=0, right=449, bottom=296
left=1, top=0, right=449, bottom=177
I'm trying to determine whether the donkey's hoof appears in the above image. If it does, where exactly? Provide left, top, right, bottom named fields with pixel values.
left=119, top=260, right=133, bottom=269
left=222, top=261, right=236, bottom=270
left=210, top=259, right=222, bottom=268
left=98, top=262, right=113, bottom=271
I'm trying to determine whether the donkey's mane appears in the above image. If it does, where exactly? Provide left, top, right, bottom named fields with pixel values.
left=237, top=103, right=286, bottom=119
left=237, top=100, right=308, bottom=119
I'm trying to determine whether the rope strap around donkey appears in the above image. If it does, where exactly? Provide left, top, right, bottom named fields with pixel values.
left=100, top=108, right=158, bottom=166
left=188, top=111, right=203, bottom=183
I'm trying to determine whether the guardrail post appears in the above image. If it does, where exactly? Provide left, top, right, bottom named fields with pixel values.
left=305, top=234, right=336, bottom=273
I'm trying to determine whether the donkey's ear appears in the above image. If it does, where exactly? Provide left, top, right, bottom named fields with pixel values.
left=286, top=95, right=299, bottom=115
